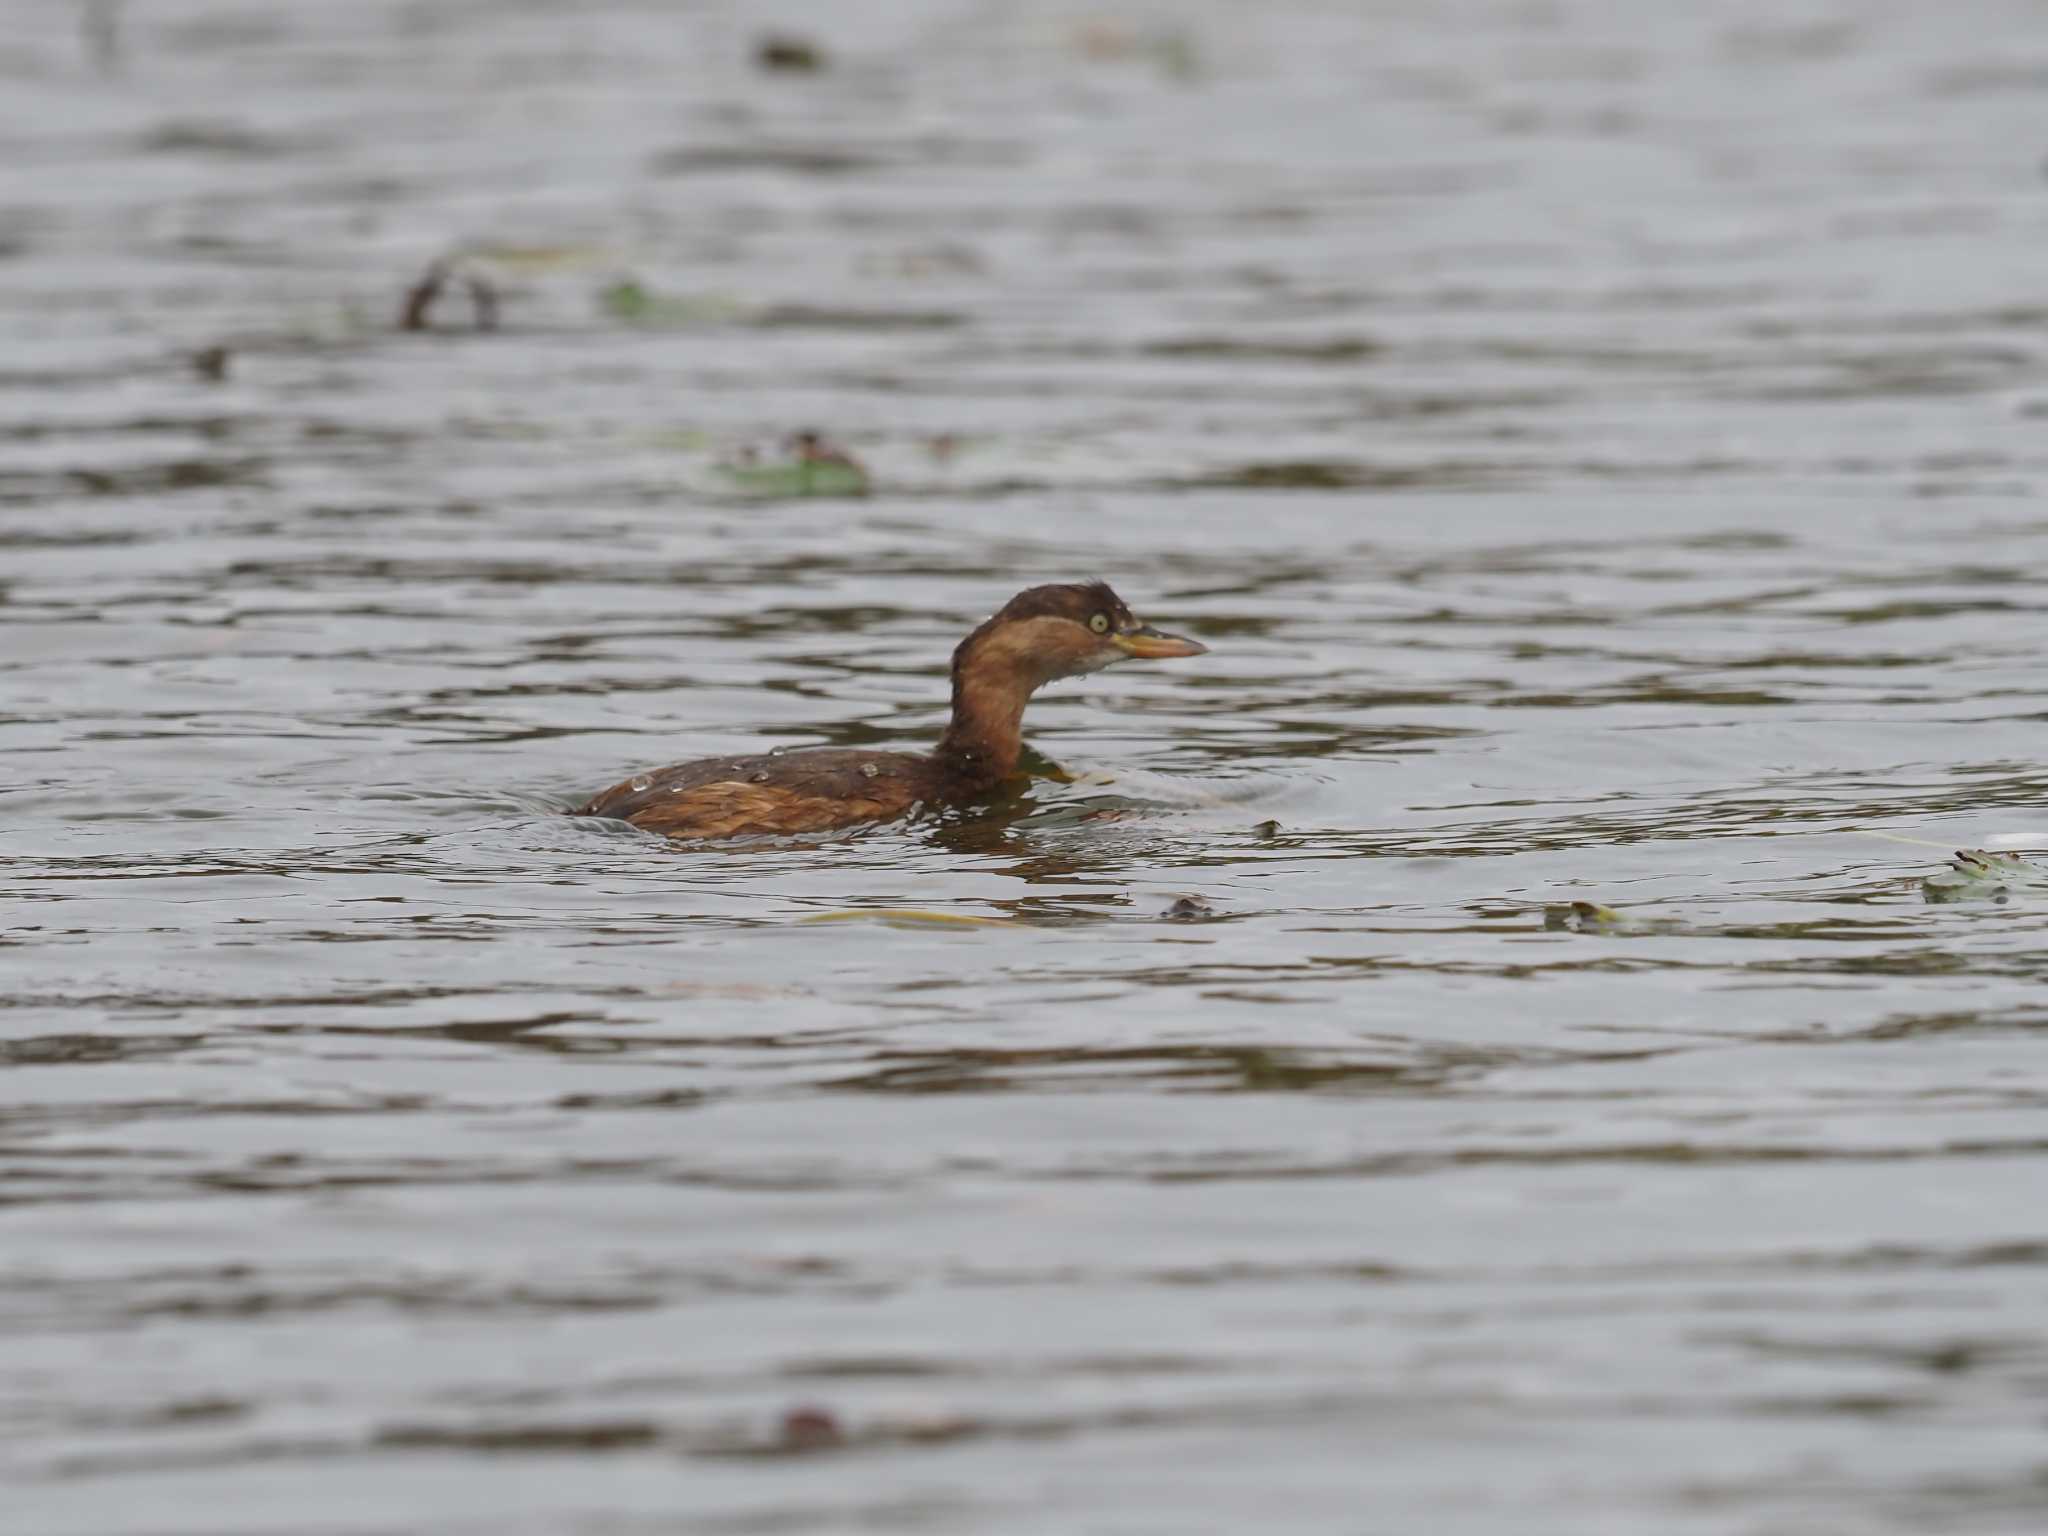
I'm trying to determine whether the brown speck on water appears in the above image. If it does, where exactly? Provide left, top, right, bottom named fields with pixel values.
left=755, top=33, right=827, bottom=73
left=777, top=1405, right=844, bottom=1451
left=790, top=430, right=865, bottom=471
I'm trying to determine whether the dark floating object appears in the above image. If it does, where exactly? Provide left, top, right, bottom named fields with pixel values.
left=1251, top=819, right=1282, bottom=838
left=1165, top=895, right=1214, bottom=920
left=574, top=581, right=1208, bottom=840
left=756, top=32, right=827, bottom=72
left=790, top=429, right=866, bottom=488
left=777, top=1405, right=844, bottom=1452
left=400, top=257, right=500, bottom=332
left=192, top=345, right=230, bottom=382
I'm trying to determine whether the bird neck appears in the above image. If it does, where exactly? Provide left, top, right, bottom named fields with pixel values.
left=935, top=644, right=1033, bottom=787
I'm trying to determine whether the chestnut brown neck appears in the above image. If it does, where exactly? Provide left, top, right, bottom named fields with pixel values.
left=933, top=628, right=1038, bottom=787
left=935, top=676, right=1030, bottom=786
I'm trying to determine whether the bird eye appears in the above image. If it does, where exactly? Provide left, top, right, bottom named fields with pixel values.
left=1088, top=612, right=1111, bottom=634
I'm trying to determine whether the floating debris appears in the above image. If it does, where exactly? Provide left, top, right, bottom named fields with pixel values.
left=191, top=345, right=230, bottom=382
left=1165, top=895, right=1214, bottom=920
left=400, top=257, right=499, bottom=332
left=777, top=1405, right=844, bottom=1452
left=756, top=32, right=827, bottom=73
left=1923, top=848, right=2048, bottom=903
left=1543, top=899, right=1624, bottom=931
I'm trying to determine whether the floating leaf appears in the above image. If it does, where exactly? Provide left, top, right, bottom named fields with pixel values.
left=717, top=433, right=870, bottom=498
left=717, top=459, right=870, bottom=498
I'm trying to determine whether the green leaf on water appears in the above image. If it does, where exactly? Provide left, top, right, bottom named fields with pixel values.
left=717, top=433, right=871, bottom=498
left=717, top=458, right=870, bottom=498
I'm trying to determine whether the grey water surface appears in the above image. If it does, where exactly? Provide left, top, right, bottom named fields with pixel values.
left=7, top=2, right=2048, bottom=1532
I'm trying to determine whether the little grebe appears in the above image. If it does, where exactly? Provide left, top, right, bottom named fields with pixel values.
left=574, top=581, right=1207, bottom=838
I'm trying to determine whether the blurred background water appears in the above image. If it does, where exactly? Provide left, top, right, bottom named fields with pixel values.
left=6, top=2, right=2048, bottom=1531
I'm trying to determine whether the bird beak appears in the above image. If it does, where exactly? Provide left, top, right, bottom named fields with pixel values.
left=1111, top=623, right=1208, bottom=659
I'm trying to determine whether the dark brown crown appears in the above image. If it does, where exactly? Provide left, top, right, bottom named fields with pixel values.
left=991, top=580, right=1131, bottom=628
left=947, top=581, right=1131, bottom=687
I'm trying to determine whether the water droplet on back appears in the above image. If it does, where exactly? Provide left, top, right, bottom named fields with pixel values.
left=629, top=776, right=651, bottom=792
left=860, top=761, right=880, bottom=779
